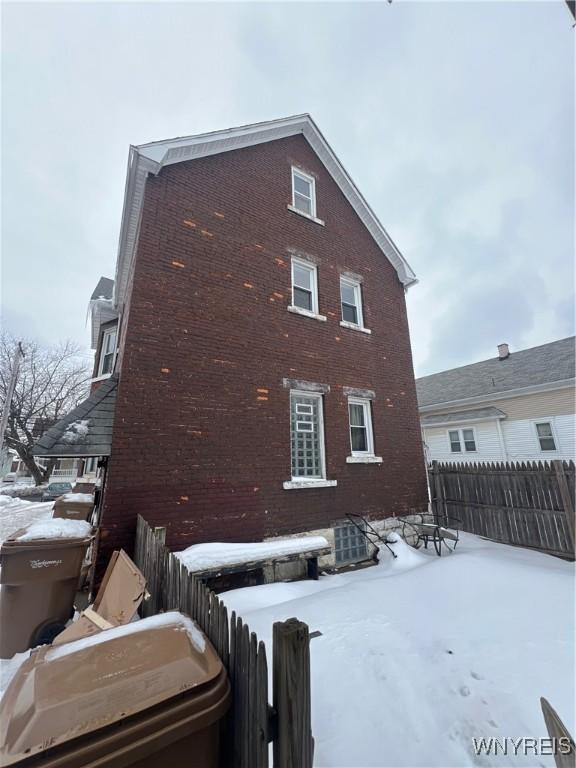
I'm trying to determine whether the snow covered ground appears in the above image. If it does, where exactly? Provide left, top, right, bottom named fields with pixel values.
left=0, top=496, right=53, bottom=545
left=222, top=533, right=575, bottom=767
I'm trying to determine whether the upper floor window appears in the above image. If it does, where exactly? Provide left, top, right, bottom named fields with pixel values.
left=98, top=327, right=117, bottom=376
left=535, top=421, right=557, bottom=451
left=340, top=278, right=364, bottom=328
left=291, top=168, right=316, bottom=218
left=348, top=398, right=375, bottom=456
left=449, top=428, right=476, bottom=453
left=291, top=257, right=319, bottom=314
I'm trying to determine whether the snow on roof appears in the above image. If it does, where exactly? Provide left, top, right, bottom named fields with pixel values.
left=61, top=420, right=90, bottom=444
left=60, top=493, right=93, bottom=503
left=16, top=518, right=92, bottom=542
left=45, top=611, right=205, bottom=660
left=175, top=536, right=330, bottom=573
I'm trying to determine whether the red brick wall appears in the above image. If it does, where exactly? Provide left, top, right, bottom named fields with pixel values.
left=99, top=135, right=428, bottom=564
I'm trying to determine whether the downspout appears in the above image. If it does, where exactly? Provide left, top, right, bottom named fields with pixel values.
left=496, top=418, right=508, bottom=461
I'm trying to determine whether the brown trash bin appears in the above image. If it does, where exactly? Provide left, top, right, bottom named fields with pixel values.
left=0, top=528, right=93, bottom=659
left=0, top=612, right=231, bottom=768
left=52, top=493, right=94, bottom=522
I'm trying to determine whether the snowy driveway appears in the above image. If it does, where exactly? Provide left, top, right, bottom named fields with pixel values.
left=222, top=534, right=575, bottom=768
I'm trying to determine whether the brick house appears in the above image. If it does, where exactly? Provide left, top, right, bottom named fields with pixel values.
left=36, top=115, right=428, bottom=572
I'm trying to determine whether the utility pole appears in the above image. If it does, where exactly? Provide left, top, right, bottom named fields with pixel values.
left=0, top=342, right=25, bottom=456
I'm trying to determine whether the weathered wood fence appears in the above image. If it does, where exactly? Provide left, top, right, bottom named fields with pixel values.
left=429, top=460, right=575, bottom=559
left=133, top=515, right=313, bottom=768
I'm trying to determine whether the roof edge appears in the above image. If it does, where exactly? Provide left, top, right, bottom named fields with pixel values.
left=418, top=377, right=575, bottom=414
left=112, top=114, right=417, bottom=308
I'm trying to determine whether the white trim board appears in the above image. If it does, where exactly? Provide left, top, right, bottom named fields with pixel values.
left=113, top=114, right=417, bottom=309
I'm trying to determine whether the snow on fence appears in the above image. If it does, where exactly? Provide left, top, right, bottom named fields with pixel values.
left=429, top=460, right=575, bottom=559
left=133, top=515, right=313, bottom=768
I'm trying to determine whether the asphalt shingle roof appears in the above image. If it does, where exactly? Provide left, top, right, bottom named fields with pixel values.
left=33, top=376, right=117, bottom=457
left=416, top=337, right=575, bottom=409
left=90, top=276, right=114, bottom=301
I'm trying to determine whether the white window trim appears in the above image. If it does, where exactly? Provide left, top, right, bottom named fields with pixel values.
left=348, top=397, right=378, bottom=459
left=291, top=167, right=317, bottom=218
left=532, top=419, right=559, bottom=453
left=97, top=327, right=117, bottom=377
left=447, top=427, right=478, bottom=454
left=285, top=390, right=336, bottom=489
left=289, top=257, right=322, bottom=317
left=340, top=277, right=368, bottom=332
left=287, top=204, right=325, bottom=227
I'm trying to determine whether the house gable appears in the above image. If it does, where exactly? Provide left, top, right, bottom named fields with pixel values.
left=113, top=114, right=417, bottom=309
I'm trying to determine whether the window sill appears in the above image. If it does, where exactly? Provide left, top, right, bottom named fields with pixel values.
left=339, top=321, right=372, bottom=335
left=346, top=456, right=383, bottom=464
left=91, top=373, right=112, bottom=383
left=283, top=479, right=338, bottom=490
left=287, top=204, right=325, bottom=227
left=288, top=305, right=327, bottom=322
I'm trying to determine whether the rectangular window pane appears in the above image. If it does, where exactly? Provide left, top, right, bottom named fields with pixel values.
left=449, top=430, right=461, bottom=452
left=293, top=263, right=312, bottom=290
left=462, top=429, right=476, bottom=452
left=342, top=303, right=358, bottom=324
left=536, top=423, right=556, bottom=451
left=294, top=174, right=311, bottom=197
left=349, top=404, right=365, bottom=427
left=101, top=353, right=114, bottom=375
left=351, top=427, right=368, bottom=452
left=293, top=287, right=312, bottom=311
left=340, top=283, right=356, bottom=306
left=536, top=423, right=553, bottom=438
left=290, top=394, right=323, bottom=478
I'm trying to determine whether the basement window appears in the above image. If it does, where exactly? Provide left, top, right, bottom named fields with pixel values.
left=291, top=168, right=316, bottom=218
left=334, top=522, right=368, bottom=565
left=535, top=422, right=557, bottom=452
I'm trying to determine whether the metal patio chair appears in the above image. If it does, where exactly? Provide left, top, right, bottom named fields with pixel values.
left=345, top=513, right=398, bottom=559
left=396, top=513, right=461, bottom=557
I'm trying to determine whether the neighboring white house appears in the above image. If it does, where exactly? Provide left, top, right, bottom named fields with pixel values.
left=417, top=337, right=575, bottom=464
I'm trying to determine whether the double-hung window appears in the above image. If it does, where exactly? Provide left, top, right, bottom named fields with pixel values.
left=291, top=168, right=316, bottom=218
left=98, top=328, right=117, bottom=376
left=535, top=422, right=557, bottom=451
left=448, top=428, right=476, bottom=453
left=290, top=392, right=325, bottom=479
left=348, top=398, right=375, bottom=456
left=340, top=278, right=363, bottom=327
left=291, top=258, right=319, bottom=314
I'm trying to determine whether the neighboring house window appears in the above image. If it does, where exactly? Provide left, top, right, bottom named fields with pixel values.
left=290, top=392, right=325, bottom=479
left=535, top=422, right=557, bottom=451
left=291, top=258, right=319, bottom=314
left=340, top=278, right=363, bottom=327
left=348, top=398, right=375, bottom=456
left=449, top=428, right=476, bottom=453
left=334, top=522, right=368, bottom=565
left=98, top=328, right=117, bottom=376
left=291, top=168, right=316, bottom=217
left=85, top=457, right=98, bottom=475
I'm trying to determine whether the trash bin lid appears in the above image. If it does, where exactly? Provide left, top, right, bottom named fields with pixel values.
left=0, top=612, right=221, bottom=765
left=1, top=519, right=93, bottom=551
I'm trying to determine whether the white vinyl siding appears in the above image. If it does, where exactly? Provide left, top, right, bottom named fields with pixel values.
left=502, top=415, right=574, bottom=461
left=423, top=421, right=504, bottom=464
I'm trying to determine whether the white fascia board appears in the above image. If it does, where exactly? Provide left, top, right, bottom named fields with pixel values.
left=112, top=114, right=417, bottom=308
left=418, top=378, right=576, bottom=414
left=421, top=414, right=506, bottom=429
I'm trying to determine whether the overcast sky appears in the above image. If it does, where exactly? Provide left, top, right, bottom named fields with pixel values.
left=2, top=1, right=574, bottom=377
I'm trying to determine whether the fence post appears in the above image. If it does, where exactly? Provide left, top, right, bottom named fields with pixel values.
left=272, top=618, right=313, bottom=768
left=430, top=461, right=446, bottom=525
left=553, top=460, right=575, bottom=556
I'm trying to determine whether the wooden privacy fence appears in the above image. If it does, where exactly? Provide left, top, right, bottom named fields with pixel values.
left=429, top=460, right=575, bottom=559
left=133, top=515, right=313, bottom=768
